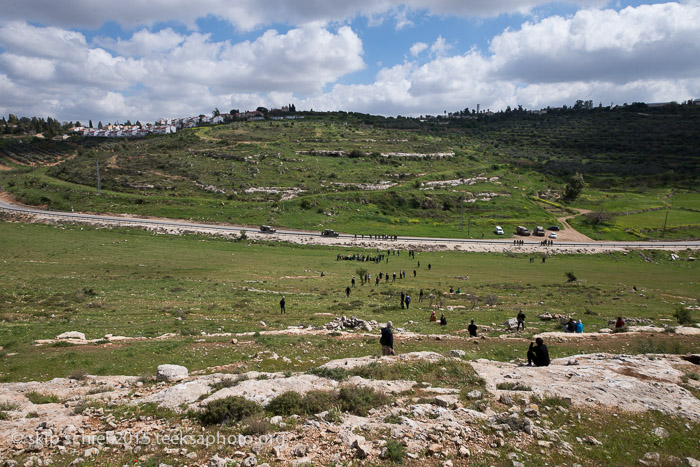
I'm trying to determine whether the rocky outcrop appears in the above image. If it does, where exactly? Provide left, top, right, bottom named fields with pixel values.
left=156, top=364, right=189, bottom=382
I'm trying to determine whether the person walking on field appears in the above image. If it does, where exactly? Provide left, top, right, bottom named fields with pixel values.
left=280, top=296, right=286, bottom=314
left=351, top=276, right=355, bottom=288
left=404, top=295, right=411, bottom=309
left=419, top=289, right=424, bottom=303
left=400, top=291, right=405, bottom=309
left=517, top=310, right=526, bottom=330
left=346, top=286, right=351, bottom=297
left=380, top=321, right=395, bottom=355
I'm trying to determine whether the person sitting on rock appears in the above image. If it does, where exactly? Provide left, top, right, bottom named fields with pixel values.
left=468, top=319, right=478, bottom=337
left=439, top=313, right=447, bottom=326
left=566, top=318, right=576, bottom=333
left=575, top=319, right=583, bottom=333
left=430, top=310, right=437, bottom=322
left=615, top=317, right=626, bottom=328
left=527, top=337, right=550, bottom=367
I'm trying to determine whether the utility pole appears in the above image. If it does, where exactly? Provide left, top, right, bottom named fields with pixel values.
left=460, top=192, right=465, bottom=231
left=468, top=215, right=471, bottom=237
left=96, top=161, right=101, bottom=195
left=662, top=191, right=673, bottom=239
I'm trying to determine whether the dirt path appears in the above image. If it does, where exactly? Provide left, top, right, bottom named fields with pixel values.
left=555, top=208, right=594, bottom=242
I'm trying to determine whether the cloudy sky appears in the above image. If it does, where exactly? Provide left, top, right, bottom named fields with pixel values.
left=1, top=0, right=699, bottom=123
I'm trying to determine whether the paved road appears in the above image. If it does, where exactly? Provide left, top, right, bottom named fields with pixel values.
left=1, top=198, right=699, bottom=251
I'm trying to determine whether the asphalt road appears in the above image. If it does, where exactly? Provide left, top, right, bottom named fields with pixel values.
left=1, top=198, right=699, bottom=251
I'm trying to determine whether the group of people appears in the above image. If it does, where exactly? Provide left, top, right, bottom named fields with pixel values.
left=355, top=234, right=399, bottom=240
left=379, top=319, right=551, bottom=367
left=429, top=310, right=447, bottom=325
left=564, top=318, right=583, bottom=333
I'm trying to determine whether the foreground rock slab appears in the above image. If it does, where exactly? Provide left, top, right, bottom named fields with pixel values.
left=471, top=353, right=700, bottom=420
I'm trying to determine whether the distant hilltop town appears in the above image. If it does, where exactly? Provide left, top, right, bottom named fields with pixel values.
left=71, top=107, right=303, bottom=138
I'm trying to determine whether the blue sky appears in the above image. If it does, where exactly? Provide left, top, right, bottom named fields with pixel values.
left=1, top=0, right=698, bottom=123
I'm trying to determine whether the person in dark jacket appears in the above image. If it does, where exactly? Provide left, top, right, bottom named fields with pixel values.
left=280, top=296, right=286, bottom=314
left=566, top=318, right=576, bottom=333
left=468, top=319, right=478, bottom=337
left=527, top=338, right=550, bottom=366
left=380, top=321, right=394, bottom=355
left=439, top=313, right=447, bottom=325
left=517, top=310, right=526, bottom=330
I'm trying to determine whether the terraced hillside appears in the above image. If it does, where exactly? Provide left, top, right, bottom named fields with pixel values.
left=0, top=107, right=698, bottom=240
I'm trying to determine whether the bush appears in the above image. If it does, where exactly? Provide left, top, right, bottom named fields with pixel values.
left=67, top=368, right=88, bottom=380
left=200, top=396, right=262, bottom=425
left=308, top=366, right=348, bottom=381
left=337, top=386, right=390, bottom=416
left=241, top=415, right=273, bottom=435
left=302, top=390, right=337, bottom=414
left=496, top=382, right=531, bottom=391
left=673, top=307, right=694, bottom=325
left=565, top=271, right=577, bottom=282
left=384, top=439, right=406, bottom=464
left=266, top=391, right=303, bottom=416
left=25, top=392, right=60, bottom=404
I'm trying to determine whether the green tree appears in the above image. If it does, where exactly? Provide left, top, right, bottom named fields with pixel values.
left=564, top=173, right=585, bottom=200
left=98, top=121, right=103, bottom=129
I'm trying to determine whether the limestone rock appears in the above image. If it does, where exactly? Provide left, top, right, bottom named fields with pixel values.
left=141, top=381, right=209, bottom=409
left=56, top=331, right=86, bottom=340
left=242, top=455, right=257, bottom=467
left=449, top=350, right=466, bottom=358
left=503, top=318, right=518, bottom=330
left=156, top=364, right=189, bottom=382
left=293, top=443, right=308, bottom=457
left=652, top=427, right=669, bottom=439
left=434, top=395, right=459, bottom=408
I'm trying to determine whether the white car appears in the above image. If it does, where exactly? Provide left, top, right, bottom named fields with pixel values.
left=549, top=232, right=557, bottom=239
left=494, top=226, right=504, bottom=235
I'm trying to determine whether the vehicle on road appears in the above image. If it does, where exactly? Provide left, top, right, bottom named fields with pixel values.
left=549, top=232, right=558, bottom=239
left=533, top=226, right=545, bottom=237
left=548, top=226, right=560, bottom=231
left=259, top=225, right=276, bottom=233
left=494, top=226, right=504, bottom=235
left=516, top=226, right=531, bottom=236
left=321, top=229, right=339, bottom=237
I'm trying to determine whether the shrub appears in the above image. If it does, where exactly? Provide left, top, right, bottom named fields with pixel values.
left=68, top=368, right=88, bottom=380
left=266, top=391, right=303, bottom=416
left=200, top=396, right=262, bottom=425
left=673, top=307, right=694, bottom=325
left=26, top=392, right=60, bottom=404
left=241, top=415, right=273, bottom=435
left=308, top=366, right=348, bottom=381
left=496, top=382, right=531, bottom=391
left=301, top=390, right=337, bottom=414
left=384, top=440, right=406, bottom=464
left=211, top=375, right=246, bottom=391
left=337, top=386, right=390, bottom=416
left=565, top=271, right=577, bottom=282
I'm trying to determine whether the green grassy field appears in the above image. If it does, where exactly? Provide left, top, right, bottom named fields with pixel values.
left=0, top=222, right=697, bottom=382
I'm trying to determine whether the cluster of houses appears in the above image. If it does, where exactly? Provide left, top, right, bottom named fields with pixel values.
left=71, top=108, right=303, bottom=139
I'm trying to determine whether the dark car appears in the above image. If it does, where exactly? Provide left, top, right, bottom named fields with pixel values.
left=321, top=229, right=339, bottom=237
left=547, top=226, right=560, bottom=231
left=260, top=225, right=276, bottom=233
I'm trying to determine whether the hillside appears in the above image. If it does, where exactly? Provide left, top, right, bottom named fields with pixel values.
left=1, top=106, right=698, bottom=240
